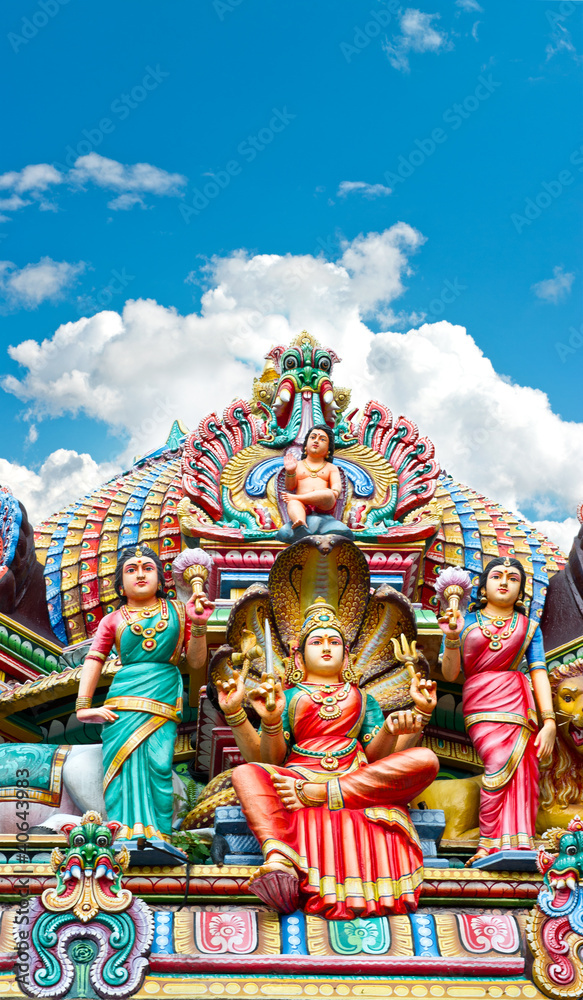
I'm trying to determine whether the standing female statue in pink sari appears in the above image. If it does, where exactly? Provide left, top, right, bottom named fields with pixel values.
left=440, top=556, right=556, bottom=863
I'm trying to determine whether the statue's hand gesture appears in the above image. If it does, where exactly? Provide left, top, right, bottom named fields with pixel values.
left=437, top=609, right=464, bottom=638
left=249, top=672, right=286, bottom=725
left=284, top=453, right=297, bottom=475
left=217, top=669, right=245, bottom=716
left=384, top=710, right=422, bottom=737
left=77, top=706, right=119, bottom=725
left=185, top=595, right=214, bottom=625
left=534, top=719, right=556, bottom=764
left=410, top=671, right=437, bottom=716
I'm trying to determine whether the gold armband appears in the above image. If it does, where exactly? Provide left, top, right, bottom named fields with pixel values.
left=444, top=637, right=461, bottom=649
left=191, top=623, right=207, bottom=637
left=75, top=696, right=93, bottom=710
left=261, top=719, right=283, bottom=736
left=541, top=710, right=556, bottom=722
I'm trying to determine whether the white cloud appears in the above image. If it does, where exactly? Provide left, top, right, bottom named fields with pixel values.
left=0, top=257, right=86, bottom=309
left=337, top=181, right=392, bottom=199
left=455, top=0, right=482, bottom=11
left=546, top=20, right=579, bottom=61
left=2, top=229, right=583, bottom=542
left=0, top=450, right=119, bottom=525
left=531, top=517, right=578, bottom=555
left=70, top=153, right=186, bottom=196
left=532, top=266, right=575, bottom=304
left=3, top=226, right=422, bottom=459
left=0, top=155, right=186, bottom=216
left=0, top=163, right=63, bottom=194
left=0, top=195, right=31, bottom=213
left=366, top=323, right=583, bottom=524
left=384, top=9, right=451, bottom=72
left=107, top=193, right=147, bottom=211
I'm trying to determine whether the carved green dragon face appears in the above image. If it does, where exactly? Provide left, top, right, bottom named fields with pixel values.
left=261, top=333, right=347, bottom=443
left=45, top=810, right=131, bottom=922
left=539, top=818, right=583, bottom=892
left=61, top=815, right=119, bottom=872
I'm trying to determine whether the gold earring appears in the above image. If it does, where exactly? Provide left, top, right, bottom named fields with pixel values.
left=341, top=654, right=359, bottom=685
left=286, top=652, right=305, bottom=685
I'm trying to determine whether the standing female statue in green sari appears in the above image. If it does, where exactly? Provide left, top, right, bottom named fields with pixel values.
left=76, top=545, right=212, bottom=855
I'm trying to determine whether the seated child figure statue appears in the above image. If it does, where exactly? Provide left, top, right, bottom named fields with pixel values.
left=218, top=598, right=439, bottom=918
left=278, top=424, right=352, bottom=542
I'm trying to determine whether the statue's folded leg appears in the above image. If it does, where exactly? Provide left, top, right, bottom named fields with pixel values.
left=333, top=748, right=439, bottom=810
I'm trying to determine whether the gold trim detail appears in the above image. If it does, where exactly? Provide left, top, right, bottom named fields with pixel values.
left=465, top=711, right=536, bottom=729
left=173, top=911, right=195, bottom=954
left=387, top=914, right=414, bottom=957
left=481, top=726, right=530, bottom=790
left=305, top=915, right=330, bottom=956
left=433, top=912, right=461, bottom=957
left=104, top=696, right=182, bottom=722
left=327, top=777, right=344, bottom=811
left=0, top=746, right=69, bottom=806
left=258, top=907, right=281, bottom=954
left=103, top=715, right=166, bottom=789
left=124, top=974, right=548, bottom=997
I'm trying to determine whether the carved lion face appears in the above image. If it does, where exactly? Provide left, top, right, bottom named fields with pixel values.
left=555, top=674, right=583, bottom=758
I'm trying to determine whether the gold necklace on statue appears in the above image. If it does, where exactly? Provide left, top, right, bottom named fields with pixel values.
left=475, top=609, right=518, bottom=651
left=303, top=459, right=327, bottom=478
left=121, top=599, right=169, bottom=651
left=299, top=681, right=350, bottom=720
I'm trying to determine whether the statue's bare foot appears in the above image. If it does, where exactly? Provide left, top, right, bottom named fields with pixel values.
left=272, top=774, right=325, bottom=811
left=248, top=853, right=300, bottom=914
left=466, top=847, right=489, bottom=867
left=291, top=518, right=306, bottom=529
left=248, top=853, right=294, bottom=883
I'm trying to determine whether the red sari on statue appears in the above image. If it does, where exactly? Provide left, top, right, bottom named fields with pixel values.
left=232, top=683, right=439, bottom=919
left=460, top=611, right=546, bottom=854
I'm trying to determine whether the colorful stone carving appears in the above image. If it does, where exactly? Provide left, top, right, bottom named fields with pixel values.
left=15, top=811, right=153, bottom=999
left=179, top=331, right=441, bottom=543
left=22, top=333, right=564, bottom=645
left=527, top=816, right=583, bottom=999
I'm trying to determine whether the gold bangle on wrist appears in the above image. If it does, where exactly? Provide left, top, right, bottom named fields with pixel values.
left=444, top=637, right=461, bottom=649
left=413, top=709, right=433, bottom=726
left=75, top=696, right=93, bottom=710
left=261, top=719, right=283, bottom=736
left=191, top=623, right=208, bottom=637
left=541, top=710, right=556, bottom=722
left=224, top=707, right=247, bottom=728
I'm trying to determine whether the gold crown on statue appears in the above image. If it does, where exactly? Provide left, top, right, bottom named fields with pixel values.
left=298, top=597, right=346, bottom=646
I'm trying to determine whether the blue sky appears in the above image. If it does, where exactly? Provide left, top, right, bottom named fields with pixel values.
left=0, top=0, right=582, bottom=548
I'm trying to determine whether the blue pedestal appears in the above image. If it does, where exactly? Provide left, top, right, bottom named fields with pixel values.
left=471, top=849, right=538, bottom=871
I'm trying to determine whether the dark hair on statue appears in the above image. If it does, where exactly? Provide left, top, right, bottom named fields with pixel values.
left=114, top=546, right=167, bottom=605
left=476, top=556, right=527, bottom=615
left=301, top=424, right=335, bottom=461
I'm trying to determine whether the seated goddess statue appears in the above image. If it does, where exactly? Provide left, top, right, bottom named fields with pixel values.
left=218, top=598, right=439, bottom=918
